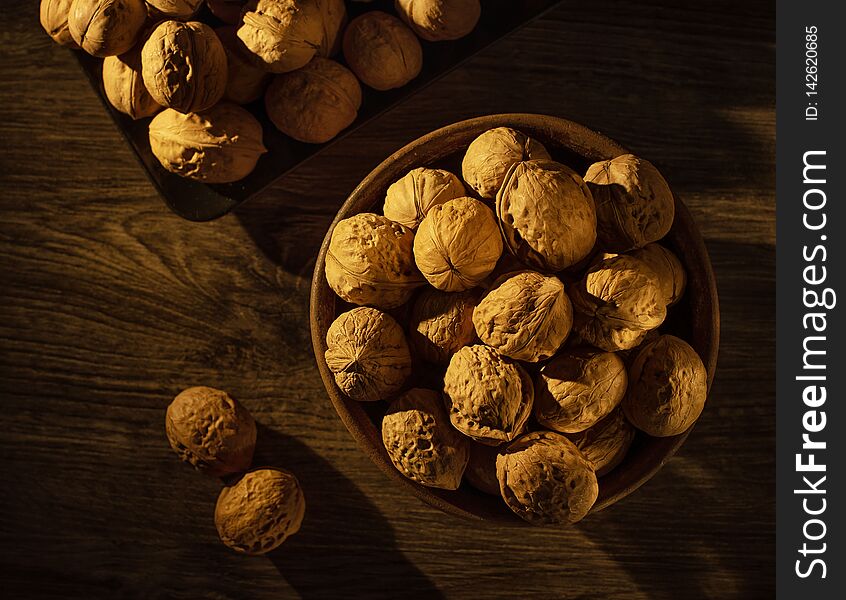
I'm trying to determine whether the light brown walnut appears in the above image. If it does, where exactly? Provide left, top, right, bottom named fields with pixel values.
left=324, top=307, right=412, bottom=401
left=165, top=386, right=257, bottom=477
left=461, top=127, right=550, bottom=199
left=215, top=468, right=305, bottom=555
left=238, top=0, right=325, bottom=73
left=629, top=243, right=687, bottom=306
left=325, top=213, right=424, bottom=309
left=382, top=388, right=469, bottom=489
left=103, top=47, right=162, bottom=120
left=41, top=0, right=79, bottom=48
left=565, top=407, right=635, bottom=477
left=496, top=431, right=598, bottom=525
left=343, top=11, right=423, bottom=90
left=146, top=0, right=203, bottom=18
left=68, top=0, right=147, bottom=57
left=408, top=288, right=478, bottom=365
left=383, top=167, right=466, bottom=230
left=395, top=0, right=480, bottom=41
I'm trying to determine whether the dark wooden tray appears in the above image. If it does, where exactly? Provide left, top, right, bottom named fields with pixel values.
left=74, top=0, right=563, bottom=221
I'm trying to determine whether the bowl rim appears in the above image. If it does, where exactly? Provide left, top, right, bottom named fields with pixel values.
left=310, top=113, right=720, bottom=524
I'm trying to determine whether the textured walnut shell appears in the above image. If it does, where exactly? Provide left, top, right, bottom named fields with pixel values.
left=165, top=386, right=257, bottom=477
left=325, top=213, right=424, bottom=309
left=570, top=255, right=666, bottom=351
left=629, top=243, right=686, bottom=306
left=343, top=11, right=423, bottom=91
left=238, top=0, right=324, bottom=73
left=102, top=47, right=162, bottom=120
left=584, top=154, right=675, bottom=252
left=413, top=197, right=503, bottom=292
left=382, top=388, right=469, bottom=489
left=216, top=25, right=271, bottom=105
left=141, top=20, right=228, bottom=113
left=265, top=58, right=361, bottom=144
left=461, top=127, right=550, bottom=199
left=215, top=468, right=305, bottom=555
left=149, top=103, right=266, bottom=183
left=41, top=0, right=79, bottom=48
left=395, top=0, right=481, bottom=41
left=473, top=270, right=572, bottom=362
left=464, top=441, right=501, bottom=495
left=208, top=0, right=245, bottom=25
left=623, top=335, right=707, bottom=437
left=497, top=159, right=597, bottom=271
left=565, top=407, right=635, bottom=477
left=325, top=307, right=412, bottom=401
left=497, top=431, right=598, bottom=525
left=68, top=0, right=147, bottom=57
left=383, top=168, right=466, bottom=230
left=408, top=288, right=477, bottom=364
left=443, top=345, right=533, bottom=445
left=534, top=348, right=627, bottom=433
left=317, top=0, right=347, bottom=56
left=146, top=0, right=203, bottom=17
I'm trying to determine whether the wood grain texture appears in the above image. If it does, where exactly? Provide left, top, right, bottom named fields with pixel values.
left=0, top=1, right=774, bottom=598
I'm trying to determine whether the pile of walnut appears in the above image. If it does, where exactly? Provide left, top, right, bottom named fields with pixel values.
left=165, top=386, right=306, bottom=554
left=39, top=0, right=483, bottom=183
left=324, top=127, right=708, bottom=525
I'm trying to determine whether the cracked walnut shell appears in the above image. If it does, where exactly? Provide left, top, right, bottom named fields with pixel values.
left=383, top=168, right=466, bottom=230
left=215, top=468, right=305, bottom=555
left=325, top=213, right=423, bottom=309
left=443, top=345, right=533, bottom=445
left=149, top=103, right=267, bottom=183
left=497, top=431, right=598, bottom=525
left=141, top=20, right=228, bottom=114
left=68, top=0, right=147, bottom=57
left=103, top=47, right=162, bottom=120
left=325, top=307, right=412, bottom=401
left=265, top=58, right=362, bottom=144
left=413, top=197, right=503, bottom=292
left=623, top=335, right=707, bottom=437
left=629, top=243, right=687, bottom=306
left=41, top=0, right=78, bottom=48
left=382, top=388, right=469, bottom=489
left=534, top=349, right=627, bottom=433
left=473, top=270, right=572, bottom=362
left=461, top=127, right=550, bottom=199
left=343, top=11, right=423, bottom=91
left=408, top=288, right=477, bottom=365
left=395, top=0, right=481, bottom=42
left=584, top=154, right=675, bottom=252
left=565, top=407, right=635, bottom=477
left=497, top=159, right=597, bottom=271
left=165, top=386, right=257, bottom=477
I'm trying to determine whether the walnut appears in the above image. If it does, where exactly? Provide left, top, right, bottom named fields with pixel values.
left=413, top=197, right=503, bottom=292
left=496, top=431, right=598, bottom=525
left=324, top=307, right=412, bottom=401
left=102, top=47, right=162, bottom=120
left=141, top=20, right=228, bottom=114
left=569, top=255, right=667, bottom=351
left=316, top=0, right=347, bottom=57
left=238, top=0, right=344, bottom=73
left=68, top=0, right=147, bottom=57
left=165, top=386, right=257, bottom=477
left=395, top=0, right=481, bottom=41
left=41, top=0, right=78, bottom=48
left=443, top=345, right=533, bottom=445
left=565, top=407, right=635, bottom=477
left=325, top=213, right=424, bottom=309
left=628, top=243, right=686, bottom=306
left=149, top=103, right=267, bottom=183
left=623, top=335, right=708, bottom=437
left=408, top=288, right=477, bottom=364
left=215, top=468, right=305, bottom=554
left=584, top=154, right=675, bottom=252
left=463, top=441, right=501, bottom=495
left=208, top=0, right=245, bottom=25
left=343, top=11, right=423, bottom=91
left=497, top=159, right=597, bottom=271
left=146, top=0, right=203, bottom=18
left=383, top=168, right=466, bottom=230
left=216, top=26, right=272, bottom=105
left=265, top=58, right=362, bottom=144
left=473, top=271, right=571, bottom=362
left=382, top=388, right=469, bottom=489
left=461, top=127, right=550, bottom=199
left=534, top=349, right=627, bottom=433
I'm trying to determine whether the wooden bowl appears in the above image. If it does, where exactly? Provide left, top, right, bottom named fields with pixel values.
left=310, top=114, right=720, bottom=523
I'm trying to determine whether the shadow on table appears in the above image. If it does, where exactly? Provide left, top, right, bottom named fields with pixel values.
left=252, top=424, right=443, bottom=600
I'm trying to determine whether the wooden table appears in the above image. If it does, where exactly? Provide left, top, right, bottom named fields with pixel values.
left=0, top=1, right=774, bottom=598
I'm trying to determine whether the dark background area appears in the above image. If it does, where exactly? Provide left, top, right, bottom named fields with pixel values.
left=0, top=1, right=774, bottom=598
